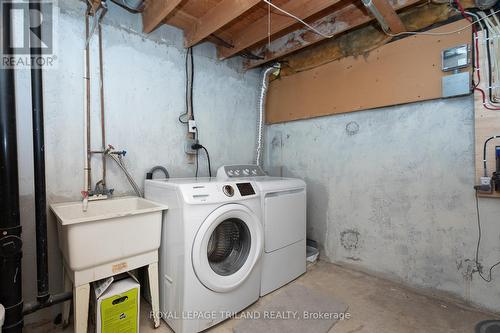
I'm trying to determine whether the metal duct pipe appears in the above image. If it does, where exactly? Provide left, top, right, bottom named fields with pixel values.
left=255, top=64, right=280, bottom=167
left=361, top=0, right=390, bottom=32
left=0, top=2, right=24, bottom=332
left=110, top=0, right=145, bottom=12
left=29, top=0, right=49, bottom=305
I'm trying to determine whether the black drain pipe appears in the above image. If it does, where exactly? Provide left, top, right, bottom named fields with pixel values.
left=0, top=1, right=24, bottom=332
left=21, top=0, right=73, bottom=317
left=29, top=0, right=50, bottom=305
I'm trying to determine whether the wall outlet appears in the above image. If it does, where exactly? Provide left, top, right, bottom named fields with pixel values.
left=185, top=138, right=197, bottom=155
left=188, top=120, right=197, bottom=133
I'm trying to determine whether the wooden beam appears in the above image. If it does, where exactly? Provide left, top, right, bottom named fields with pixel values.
left=244, top=0, right=422, bottom=68
left=185, top=0, right=261, bottom=47
left=163, top=9, right=198, bottom=32
left=371, top=0, right=406, bottom=33
left=142, top=0, right=184, bottom=34
left=218, top=0, right=342, bottom=59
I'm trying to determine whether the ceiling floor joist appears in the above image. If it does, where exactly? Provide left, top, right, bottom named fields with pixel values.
left=143, top=0, right=184, bottom=34
left=371, top=0, right=407, bottom=33
left=217, top=0, right=343, bottom=60
left=185, top=0, right=261, bottom=47
left=244, top=0, right=422, bottom=68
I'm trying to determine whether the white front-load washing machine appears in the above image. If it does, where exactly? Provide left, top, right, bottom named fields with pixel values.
left=144, top=178, right=263, bottom=333
left=217, top=165, right=307, bottom=296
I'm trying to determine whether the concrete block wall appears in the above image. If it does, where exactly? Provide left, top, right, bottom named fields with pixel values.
left=266, top=96, right=500, bottom=313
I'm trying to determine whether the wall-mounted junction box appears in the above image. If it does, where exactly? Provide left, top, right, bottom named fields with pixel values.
left=188, top=120, right=197, bottom=133
left=442, top=72, right=470, bottom=98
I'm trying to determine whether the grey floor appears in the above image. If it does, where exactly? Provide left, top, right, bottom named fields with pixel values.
left=27, top=261, right=498, bottom=333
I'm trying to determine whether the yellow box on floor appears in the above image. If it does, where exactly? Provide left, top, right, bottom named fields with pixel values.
left=95, top=277, right=140, bottom=333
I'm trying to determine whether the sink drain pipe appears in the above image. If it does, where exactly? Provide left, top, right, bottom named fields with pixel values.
left=21, top=0, right=73, bottom=319
left=255, top=64, right=280, bottom=167
left=30, top=0, right=49, bottom=306
left=0, top=2, right=23, bottom=332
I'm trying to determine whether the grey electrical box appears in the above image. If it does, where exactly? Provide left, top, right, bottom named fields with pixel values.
left=442, top=44, right=470, bottom=72
left=442, top=71, right=471, bottom=98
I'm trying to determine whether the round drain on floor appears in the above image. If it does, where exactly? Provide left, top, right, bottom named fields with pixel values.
left=475, top=320, right=500, bottom=333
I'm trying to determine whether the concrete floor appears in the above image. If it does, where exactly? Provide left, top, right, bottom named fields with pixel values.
left=27, top=261, right=498, bottom=333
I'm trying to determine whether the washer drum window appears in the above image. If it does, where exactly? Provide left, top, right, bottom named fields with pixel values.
left=192, top=204, right=263, bottom=293
left=207, top=218, right=251, bottom=276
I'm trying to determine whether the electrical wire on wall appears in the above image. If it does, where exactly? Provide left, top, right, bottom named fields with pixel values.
left=477, top=10, right=500, bottom=105
left=474, top=190, right=500, bottom=282
left=193, top=127, right=212, bottom=178
left=451, top=0, right=500, bottom=282
left=179, top=47, right=194, bottom=125
left=453, top=0, right=500, bottom=111
left=177, top=47, right=212, bottom=177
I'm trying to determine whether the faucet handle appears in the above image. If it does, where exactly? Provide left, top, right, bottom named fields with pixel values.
left=81, top=191, right=89, bottom=198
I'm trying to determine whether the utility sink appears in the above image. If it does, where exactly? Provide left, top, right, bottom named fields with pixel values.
left=50, top=196, right=167, bottom=273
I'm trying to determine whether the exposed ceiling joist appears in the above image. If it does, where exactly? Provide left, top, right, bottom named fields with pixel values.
left=163, top=9, right=198, bottom=31
left=217, top=0, right=343, bottom=60
left=143, top=0, right=184, bottom=33
left=371, top=0, right=406, bottom=33
left=244, top=0, right=422, bottom=68
left=185, top=0, right=261, bottom=47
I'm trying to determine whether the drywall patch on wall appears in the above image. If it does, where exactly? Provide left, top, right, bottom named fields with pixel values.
left=266, top=96, right=500, bottom=312
left=15, top=0, right=260, bottom=324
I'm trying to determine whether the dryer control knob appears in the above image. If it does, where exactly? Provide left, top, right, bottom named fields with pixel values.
left=222, top=185, right=234, bottom=197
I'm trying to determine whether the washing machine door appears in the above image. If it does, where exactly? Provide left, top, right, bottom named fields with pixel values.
left=192, top=203, right=263, bottom=293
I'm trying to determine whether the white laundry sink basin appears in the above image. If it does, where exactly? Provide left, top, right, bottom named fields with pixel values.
left=50, top=196, right=167, bottom=272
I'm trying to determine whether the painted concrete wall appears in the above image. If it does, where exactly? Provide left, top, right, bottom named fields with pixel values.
left=266, top=96, right=500, bottom=313
left=15, top=0, right=260, bottom=323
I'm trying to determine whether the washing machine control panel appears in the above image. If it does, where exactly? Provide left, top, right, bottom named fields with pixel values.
left=217, top=164, right=266, bottom=180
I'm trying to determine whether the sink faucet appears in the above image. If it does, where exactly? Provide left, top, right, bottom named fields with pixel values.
left=81, top=191, right=89, bottom=212
left=93, top=180, right=114, bottom=197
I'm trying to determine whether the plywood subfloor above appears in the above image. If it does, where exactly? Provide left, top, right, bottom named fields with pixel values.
left=265, top=20, right=472, bottom=124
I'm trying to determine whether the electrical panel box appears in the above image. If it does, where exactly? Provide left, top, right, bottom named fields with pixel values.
left=442, top=44, right=470, bottom=72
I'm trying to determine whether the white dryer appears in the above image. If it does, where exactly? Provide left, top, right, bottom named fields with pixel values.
left=217, top=165, right=307, bottom=296
left=145, top=178, right=263, bottom=333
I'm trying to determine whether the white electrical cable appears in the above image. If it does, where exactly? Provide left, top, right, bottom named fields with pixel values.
left=484, top=10, right=500, bottom=101
left=261, top=0, right=500, bottom=39
left=262, top=0, right=337, bottom=38
left=492, top=8, right=500, bottom=28
left=476, top=11, right=500, bottom=105
left=383, top=9, right=500, bottom=37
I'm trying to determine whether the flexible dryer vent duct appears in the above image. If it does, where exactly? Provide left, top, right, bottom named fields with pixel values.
left=110, top=0, right=145, bottom=12
left=256, top=64, right=280, bottom=167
